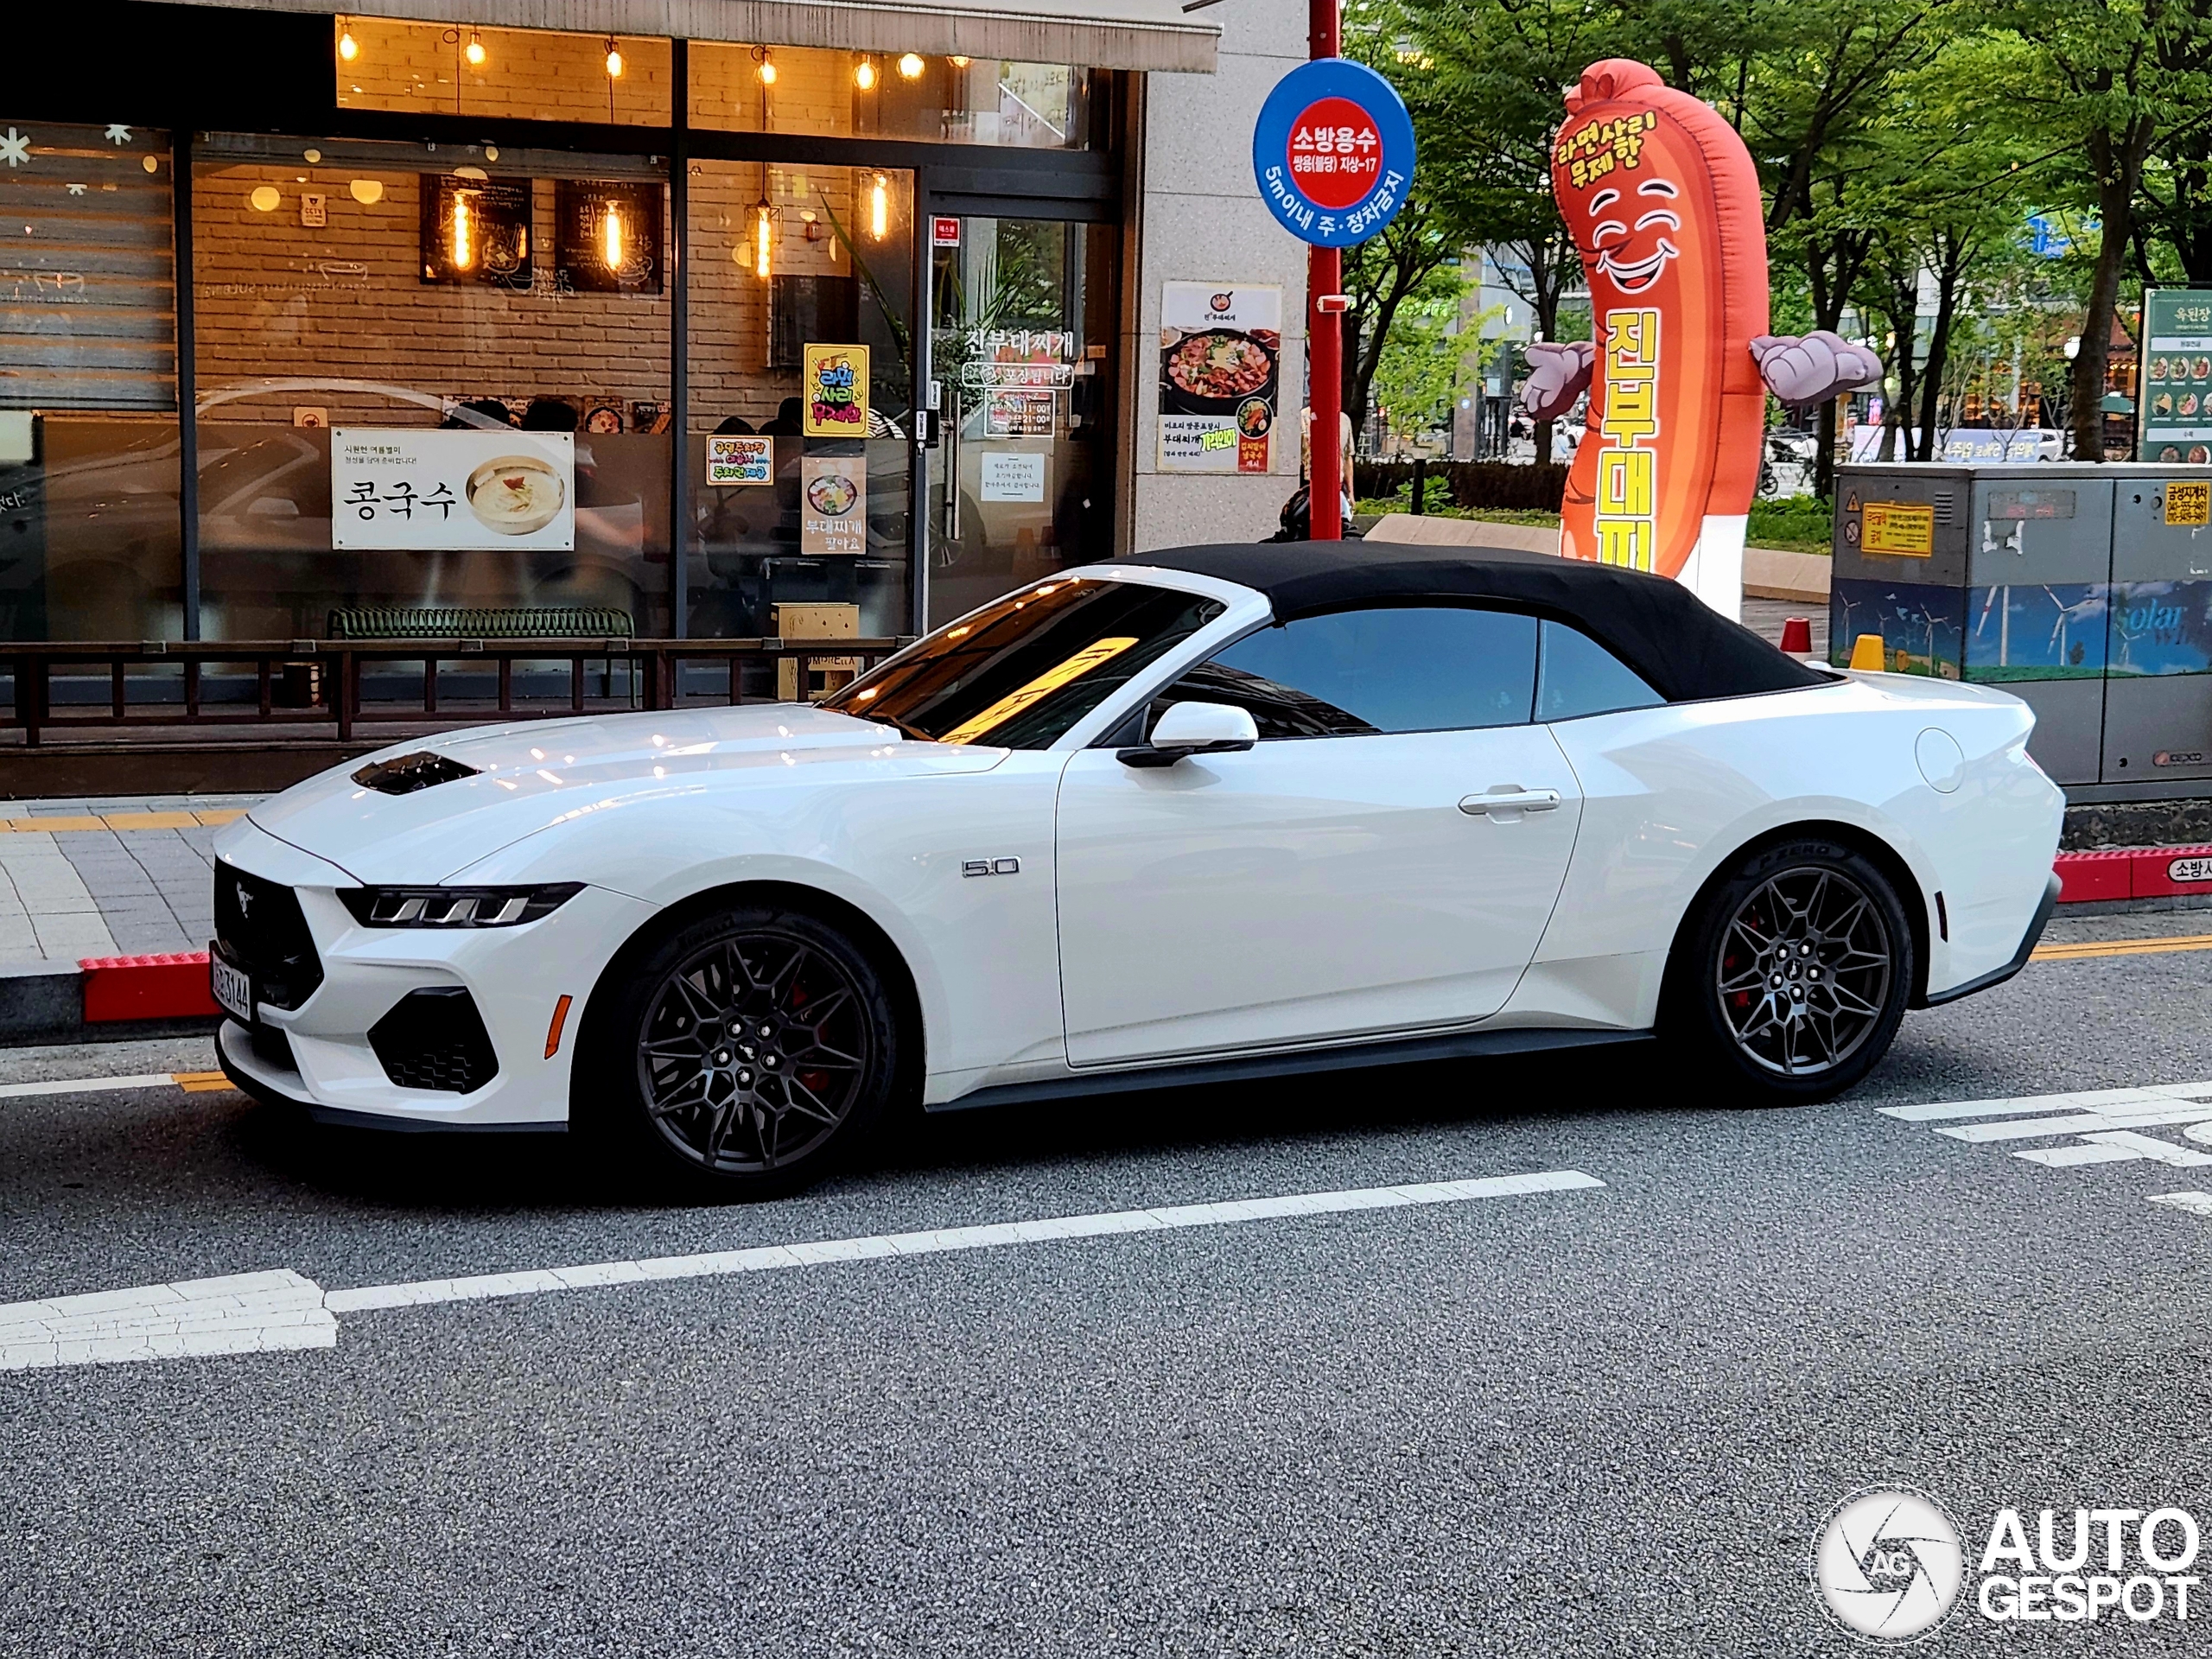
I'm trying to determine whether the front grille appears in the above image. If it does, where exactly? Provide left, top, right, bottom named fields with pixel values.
left=369, top=988, right=499, bottom=1093
left=213, top=862, right=324, bottom=1011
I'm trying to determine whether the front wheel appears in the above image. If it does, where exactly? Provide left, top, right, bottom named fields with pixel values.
left=1667, top=838, right=1915, bottom=1102
left=588, top=903, right=903, bottom=1198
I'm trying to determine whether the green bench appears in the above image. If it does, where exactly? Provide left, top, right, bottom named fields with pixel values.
left=326, top=607, right=636, bottom=640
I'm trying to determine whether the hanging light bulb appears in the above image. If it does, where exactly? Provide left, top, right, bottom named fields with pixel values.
left=755, top=46, right=777, bottom=85
left=337, top=17, right=359, bottom=60
left=753, top=198, right=773, bottom=281
left=869, top=173, right=888, bottom=240
left=604, top=37, right=624, bottom=78
left=854, top=57, right=877, bottom=90
left=897, top=52, right=925, bottom=79
left=465, top=29, right=486, bottom=66
left=451, top=189, right=474, bottom=271
left=950, top=55, right=971, bottom=68
left=603, top=203, right=625, bottom=270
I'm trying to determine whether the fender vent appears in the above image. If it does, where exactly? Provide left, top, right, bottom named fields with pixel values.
left=354, top=751, right=479, bottom=795
left=369, top=988, right=499, bottom=1093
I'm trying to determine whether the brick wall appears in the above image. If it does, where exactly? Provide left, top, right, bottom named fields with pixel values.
left=192, top=156, right=906, bottom=432
left=193, top=162, right=673, bottom=426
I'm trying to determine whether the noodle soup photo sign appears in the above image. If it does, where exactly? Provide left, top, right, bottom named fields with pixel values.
left=332, top=429, right=575, bottom=550
left=1158, top=283, right=1282, bottom=475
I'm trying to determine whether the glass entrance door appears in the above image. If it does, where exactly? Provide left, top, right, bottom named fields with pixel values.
left=925, top=214, right=1116, bottom=628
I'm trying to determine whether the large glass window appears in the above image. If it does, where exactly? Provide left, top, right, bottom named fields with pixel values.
left=191, top=134, right=672, bottom=639
left=1160, top=607, right=1541, bottom=739
left=335, top=21, right=674, bottom=127
left=685, top=160, right=915, bottom=639
left=0, top=121, right=182, bottom=640
left=691, top=45, right=1097, bottom=148
left=929, top=216, right=1117, bottom=626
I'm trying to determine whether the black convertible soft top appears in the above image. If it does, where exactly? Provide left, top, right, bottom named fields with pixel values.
left=1118, top=540, right=1830, bottom=704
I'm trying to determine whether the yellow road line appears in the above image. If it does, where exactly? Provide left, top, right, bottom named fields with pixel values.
left=0, top=808, right=245, bottom=834
left=2031, top=933, right=2212, bottom=962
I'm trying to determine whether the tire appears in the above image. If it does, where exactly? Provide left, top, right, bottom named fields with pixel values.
left=1665, top=837, right=1916, bottom=1103
left=586, top=901, right=903, bottom=1198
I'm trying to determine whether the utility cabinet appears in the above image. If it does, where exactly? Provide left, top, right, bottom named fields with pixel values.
left=1832, top=463, right=2212, bottom=791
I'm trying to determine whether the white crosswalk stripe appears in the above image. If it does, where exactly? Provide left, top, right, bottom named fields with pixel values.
left=1876, top=1079, right=2212, bottom=1200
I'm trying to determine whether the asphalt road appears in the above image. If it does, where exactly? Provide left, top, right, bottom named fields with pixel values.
left=5, top=907, right=2212, bottom=1656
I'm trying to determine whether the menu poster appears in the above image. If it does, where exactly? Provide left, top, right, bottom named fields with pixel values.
left=800, top=453, right=867, bottom=555
left=556, top=180, right=663, bottom=295
left=332, top=429, right=575, bottom=551
left=419, top=176, right=533, bottom=288
left=802, top=343, right=871, bottom=437
left=708, top=435, right=774, bottom=486
left=2140, top=287, right=2212, bottom=464
left=986, top=391, right=1058, bottom=437
left=1158, top=282, right=1282, bottom=474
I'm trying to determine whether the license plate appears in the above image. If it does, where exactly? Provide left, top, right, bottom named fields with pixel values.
left=211, top=953, right=253, bottom=1022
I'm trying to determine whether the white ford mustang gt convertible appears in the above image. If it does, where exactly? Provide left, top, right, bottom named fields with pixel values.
left=213, top=542, right=2064, bottom=1194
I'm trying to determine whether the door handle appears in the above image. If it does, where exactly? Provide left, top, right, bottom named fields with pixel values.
left=1459, top=788, right=1561, bottom=816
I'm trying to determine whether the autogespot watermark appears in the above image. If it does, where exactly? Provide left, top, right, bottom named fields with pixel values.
left=1811, top=1486, right=2204, bottom=1641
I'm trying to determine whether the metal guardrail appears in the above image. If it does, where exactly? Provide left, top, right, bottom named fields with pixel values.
left=0, top=637, right=911, bottom=747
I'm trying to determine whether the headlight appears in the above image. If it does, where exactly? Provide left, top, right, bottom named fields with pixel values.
left=338, top=883, right=583, bottom=928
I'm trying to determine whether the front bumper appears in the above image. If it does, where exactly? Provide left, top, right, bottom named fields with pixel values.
left=213, top=817, right=656, bottom=1127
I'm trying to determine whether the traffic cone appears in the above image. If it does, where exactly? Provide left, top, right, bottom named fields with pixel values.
left=1848, top=632, right=1886, bottom=671
left=1778, top=616, right=1812, bottom=655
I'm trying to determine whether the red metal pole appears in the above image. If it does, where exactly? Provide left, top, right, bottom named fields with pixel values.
left=1307, top=0, right=1343, bottom=541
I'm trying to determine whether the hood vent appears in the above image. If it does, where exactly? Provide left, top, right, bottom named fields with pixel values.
left=353, top=751, right=480, bottom=795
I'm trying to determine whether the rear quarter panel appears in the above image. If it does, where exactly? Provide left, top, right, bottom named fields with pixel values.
left=1535, top=676, right=2061, bottom=1025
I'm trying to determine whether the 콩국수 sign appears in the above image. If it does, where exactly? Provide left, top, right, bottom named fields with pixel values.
left=1251, top=58, right=1415, bottom=249
left=332, top=429, right=575, bottom=550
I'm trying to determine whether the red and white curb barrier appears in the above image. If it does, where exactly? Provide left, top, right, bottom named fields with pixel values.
left=2054, top=843, right=2212, bottom=905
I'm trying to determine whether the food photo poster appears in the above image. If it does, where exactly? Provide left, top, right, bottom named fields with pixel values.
left=1158, top=283, right=1281, bottom=474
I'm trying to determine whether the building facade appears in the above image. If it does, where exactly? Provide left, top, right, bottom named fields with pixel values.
left=3, top=0, right=1307, bottom=646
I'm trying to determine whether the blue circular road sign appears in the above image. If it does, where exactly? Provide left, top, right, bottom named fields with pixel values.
left=1252, top=57, right=1416, bottom=248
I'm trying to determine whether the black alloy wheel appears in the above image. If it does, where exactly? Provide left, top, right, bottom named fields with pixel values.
left=1670, top=838, right=1915, bottom=1102
left=592, top=903, right=902, bottom=1196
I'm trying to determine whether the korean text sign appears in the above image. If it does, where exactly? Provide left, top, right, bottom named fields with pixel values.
left=331, top=429, right=575, bottom=550
left=1549, top=59, right=1769, bottom=583
left=1159, top=283, right=1282, bottom=474
left=1251, top=58, right=1415, bottom=249
left=2140, top=288, right=2212, bottom=464
left=802, top=343, right=870, bottom=438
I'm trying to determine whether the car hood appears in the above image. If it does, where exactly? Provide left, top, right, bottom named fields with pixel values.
left=248, top=703, right=1004, bottom=884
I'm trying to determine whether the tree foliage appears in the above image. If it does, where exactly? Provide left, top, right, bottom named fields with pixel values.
left=1350, top=0, right=2212, bottom=466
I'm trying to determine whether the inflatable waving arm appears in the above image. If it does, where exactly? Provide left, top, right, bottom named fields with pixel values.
left=1750, top=330, right=1884, bottom=410
left=1520, top=340, right=1597, bottom=421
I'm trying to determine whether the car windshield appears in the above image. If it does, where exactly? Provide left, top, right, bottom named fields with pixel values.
left=823, top=577, right=1225, bottom=749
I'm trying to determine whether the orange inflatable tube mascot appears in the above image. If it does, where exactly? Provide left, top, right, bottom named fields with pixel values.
left=1524, top=60, right=1880, bottom=618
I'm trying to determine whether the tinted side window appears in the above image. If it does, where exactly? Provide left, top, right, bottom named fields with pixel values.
left=1536, top=619, right=1664, bottom=721
left=1154, top=606, right=1538, bottom=739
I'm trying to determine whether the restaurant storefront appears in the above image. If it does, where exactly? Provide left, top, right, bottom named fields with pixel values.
left=5, top=0, right=1280, bottom=648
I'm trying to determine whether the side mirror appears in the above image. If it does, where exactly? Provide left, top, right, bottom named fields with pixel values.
left=1117, top=700, right=1259, bottom=768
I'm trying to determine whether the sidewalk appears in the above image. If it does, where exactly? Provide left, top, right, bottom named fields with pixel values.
left=0, top=797, right=259, bottom=964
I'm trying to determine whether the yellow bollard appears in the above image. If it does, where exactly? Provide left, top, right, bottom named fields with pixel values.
left=1847, top=632, right=1887, bottom=672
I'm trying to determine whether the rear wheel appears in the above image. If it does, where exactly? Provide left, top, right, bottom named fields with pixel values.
left=1668, top=838, right=1914, bottom=1102
left=591, top=902, right=901, bottom=1197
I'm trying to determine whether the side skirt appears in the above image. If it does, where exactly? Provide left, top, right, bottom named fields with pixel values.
left=931, top=1026, right=1656, bottom=1114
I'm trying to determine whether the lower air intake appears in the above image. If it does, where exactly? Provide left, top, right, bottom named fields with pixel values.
left=368, top=988, right=500, bottom=1094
